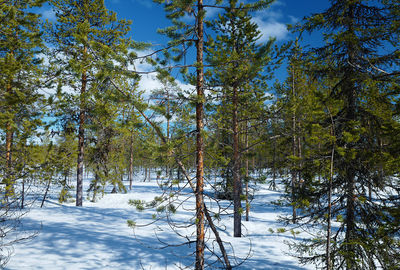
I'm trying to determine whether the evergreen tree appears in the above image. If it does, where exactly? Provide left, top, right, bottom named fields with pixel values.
left=274, top=41, right=325, bottom=224
left=154, top=0, right=273, bottom=267
left=46, top=0, right=132, bottom=206
left=153, top=1, right=209, bottom=267
left=0, top=3, right=46, bottom=262
left=206, top=0, right=274, bottom=237
left=0, top=0, right=45, bottom=198
left=289, top=1, right=400, bottom=269
left=149, top=73, right=183, bottom=178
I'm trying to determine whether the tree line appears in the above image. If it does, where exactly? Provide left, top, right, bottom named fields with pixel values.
left=1, top=0, right=399, bottom=269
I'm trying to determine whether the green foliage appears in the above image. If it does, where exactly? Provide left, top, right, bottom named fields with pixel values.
left=167, top=203, right=176, bottom=214
left=129, top=199, right=146, bottom=211
left=276, top=228, right=286, bottom=234
left=206, top=0, right=274, bottom=202
left=127, top=220, right=136, bottom=228
left=156, top=205, right=166, bottom=213
left=282, top=1, right=400, bottom=269
left=0, top=0, right=46, bottom=197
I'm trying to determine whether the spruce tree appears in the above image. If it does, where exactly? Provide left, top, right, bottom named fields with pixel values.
left=289, top=1, right=400, bottom=269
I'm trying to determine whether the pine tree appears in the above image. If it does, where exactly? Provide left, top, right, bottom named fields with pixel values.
left=154, top=0, right=274, bottom=267
left=46, top=0, right=132, bottom=206
left=0, top=2, right=46, bottom=264
left=206, top=0, right=274, bottom=237
left=153, top=1, right=208, bottom=267
left=0, top=0, right=45, bottom=198
left=149, top=73, right=183, bottom=178
left=274, top=41, right=325, bottom=224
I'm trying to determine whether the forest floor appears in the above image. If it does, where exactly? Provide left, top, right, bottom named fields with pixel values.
left=6, top=175, right=314, bottom=270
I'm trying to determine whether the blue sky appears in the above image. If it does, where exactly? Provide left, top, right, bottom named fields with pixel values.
left=41, top=0, right=330, bottom=46
left=39, top=0, right=332, bottom=92
left=103, top=0, right=330, bottom=44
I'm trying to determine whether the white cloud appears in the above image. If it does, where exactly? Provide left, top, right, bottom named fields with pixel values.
left=137, top=72, right=193, bottom=100
left=41, top=8, right=56, bottom=21
left=252, top=7, right=297, bottom=42
left=253, top=16, right=288, bottom=41
left=271, top=0, right=286, bottom=7
left=130, top=50, right=193, bottom=99
left=204, top=5, right=222, bottom=19
left=288, top=15, right=299, bottom=24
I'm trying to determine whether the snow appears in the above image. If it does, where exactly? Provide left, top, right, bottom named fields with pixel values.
left=6, top=177, right=314, bottom=270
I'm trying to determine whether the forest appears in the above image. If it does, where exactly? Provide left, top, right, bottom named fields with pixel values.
left=1, top=0, right=400, bottom=269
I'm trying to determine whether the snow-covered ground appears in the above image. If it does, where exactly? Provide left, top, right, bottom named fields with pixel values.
left=6, top=176, right=314, bottom=270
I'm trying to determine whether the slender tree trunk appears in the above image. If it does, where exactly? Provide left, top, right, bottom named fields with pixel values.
left=195, top=1, right=205, bottom=268
left=318, top=142, right=322, bottom=182
left=21, top=177, right=25, bottom=209
left=245, top=120, right=249, bottom=221
left=344, top=92, right=357, bottom=269
left=41, top=175, right=52, bottom=208
left=5, top=121, right=13, bottom=194
left=143, top=167, right=147, bottom=182
left=175, top=158, right=232, bottom=270
left=166, top=89, right=170, bottom=176
left=326, top=126, right=334, bottom=270
left=344, top=6, right=357, bottom=269
left=233, top=86, right=242, bottom=237
left=76, top=45, right=87, bottom=207
left=345, top=167, right=356, bottom=267
left=5, top=83, right=14, bottom=198
left=291, top=66, right=297, bottom=224
left=271, top=137, right=276, bottom=190
left=129, top=130, right=134, bottom=190
left=297, top=127, right=302, bottom=174
left=92, top=169, right=99, bottom=202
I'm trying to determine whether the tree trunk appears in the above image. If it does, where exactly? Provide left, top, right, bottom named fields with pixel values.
left=143, top=167, right=147, bottom=182
left=174, top=158, right=232, bottom=269
left=271, top=137, right=277, bottom=190
left=195, top=0, right=205, bottom=268
left=245, top=120, right=249, bottom=222
left=326, top=126, right=334, bottom=270
left=345, top=167, right=356, bottom=268
left=233, top=86, right=242, bottom=237
left=76, top=45, right=87, bottom=207
left=344, top=6, right=357, bottom=268
left=166, top=88, right=170, bottom=176
left=5, top=83, right=14, bottom=198
left=92, top=170, right=99, bottom=202
left=291, top=66, right=297, bottom=224
left=41, top=175, right=52, bottom=208
left=21, top=177, right=25, bottom=209
left=129, top=131, right=134, bottom=190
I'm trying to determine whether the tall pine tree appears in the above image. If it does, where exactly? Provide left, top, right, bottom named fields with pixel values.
left=206, top=0, right=273, bottom=237
left=46, top=0, right=132, bottom=206
left=0, top=0, right=45, bottom=198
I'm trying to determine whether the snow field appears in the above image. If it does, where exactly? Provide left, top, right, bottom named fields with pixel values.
left=6, top=176, right=313, bottom=269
